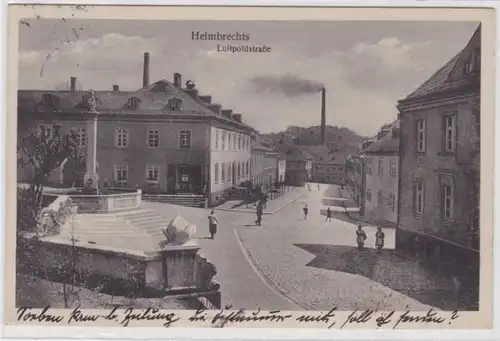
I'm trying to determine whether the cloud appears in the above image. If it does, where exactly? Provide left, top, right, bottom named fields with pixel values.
left=18, top=23, right=474, bottom=137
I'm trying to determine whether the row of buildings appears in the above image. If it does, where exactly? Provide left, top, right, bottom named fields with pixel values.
left=345, top=26, right=480, bottom=272
left=17, top=52, right=288, bottom=206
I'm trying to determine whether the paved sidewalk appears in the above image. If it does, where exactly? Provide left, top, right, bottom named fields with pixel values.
left=215, top=187, right=305, bottom=214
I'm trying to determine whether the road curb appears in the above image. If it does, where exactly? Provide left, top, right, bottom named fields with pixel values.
left=215, top=194, right=303, bottom=215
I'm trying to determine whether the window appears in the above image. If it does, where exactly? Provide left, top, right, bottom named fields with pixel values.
left=473, top=47, right=481, bottom=72
left=128, top=98, right=139, bottom=109
left=413, top=181, right=424, bottom=215
left=246, top=161, right=249, bottom=175
left=238, top=135, right=242, bottom=150
left=443, top=184, right=454, bottom=221
left=221, top=131, right=226, bottom=150
left=221, top=162, right=226, bottom=182
left=366, top=190, right=372, bottom=202
left=377, top=191, right=383, bottom=207
left=148, top=129, right=160, bottom=148
left=378, top=158, right=384, bottom=175
left=215, top=130, right=219, bottom=149
left=464, top=55, right=474, bottom=74
left=443, top=115, right=456, bottom=152
left=114, top=164, right=128, bottom=182
left=416, top=119, right=426, bottom=153
left=390, top=193, right=396, bottom=212
left=115, top=128, right=129, bottom=147
left=214, top=163, right=219, bottom=183
left=180, top=130, right=191, bottom=148
left=237, top=162, right=241, bottom=178
left=233, top=133, right=237, bottom=150
left=228, top=134, right=232, bottom=151
left=76, top=128, right=86, bottom=147
left=42, top=94, right=60, bottom=108
left=146, top=165, right=159, bottom=182
left=227, top=163, right=232, bottom=181
left=38, top=124, right=53, bottom=139
left=169, top=98, right=181, bottom=111
left=390, top=159, right=397, bottom=176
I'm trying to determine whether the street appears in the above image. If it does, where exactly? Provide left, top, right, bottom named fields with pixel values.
left=144, top=183, right=461, bottom=311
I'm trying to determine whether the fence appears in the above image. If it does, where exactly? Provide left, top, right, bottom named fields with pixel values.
left=142, top=194, right=207, bottom=208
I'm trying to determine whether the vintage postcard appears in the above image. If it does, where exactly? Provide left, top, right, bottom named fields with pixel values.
left=4, top=3, right=496, bottom=333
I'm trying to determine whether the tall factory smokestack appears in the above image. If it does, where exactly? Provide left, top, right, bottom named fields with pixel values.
left=321, top=87, right=326, bottom=145
left=143, top=52, right=150, bottom=87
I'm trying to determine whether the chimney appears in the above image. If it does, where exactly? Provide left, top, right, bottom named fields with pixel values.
left=199, top=95, right=212, bottom=104
left=143, top=52, right=150, bottom=87
left=113, top=84, right=119, bottom=91
left=174, top=73, right=182, bottom=88
left=70, top=76, right=77, bottom=92
left=221, top=109, right=233, bottom=119
left=232, top=113, right=242, bottom=122
left=321, top=87, right=326, bottom=145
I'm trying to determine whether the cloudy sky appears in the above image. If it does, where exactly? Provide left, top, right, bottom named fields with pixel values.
left=18, top=19, right=478, bottom=136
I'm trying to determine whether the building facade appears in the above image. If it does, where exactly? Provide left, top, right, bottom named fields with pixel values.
left=396, top=26, right=480, bottom=270
left=344, top=154, right=366, bottom=208
left=18, top=59, right=256, bottom=206
left=284, top=149, right=313, bottom=186
left=276, top=153, right=286, bottom=184
left=250, top=139, right=279, bottom=189
left=362, top=121, right=399, bottom=225
left=310, top=161, right=345, bottom=185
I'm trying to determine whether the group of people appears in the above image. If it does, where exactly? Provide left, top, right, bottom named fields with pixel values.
left=302, top=203, right=386, bottom=253
left=208, top=203, right=386, bottom=254
left=356, top=225, right=385, bottom=252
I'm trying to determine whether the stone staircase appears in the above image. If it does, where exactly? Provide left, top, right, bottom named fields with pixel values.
left=59, top=209, right=171, bottom=240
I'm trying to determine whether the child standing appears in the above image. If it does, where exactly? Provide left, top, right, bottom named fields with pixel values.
left=375, top=227, right=385, bottom=253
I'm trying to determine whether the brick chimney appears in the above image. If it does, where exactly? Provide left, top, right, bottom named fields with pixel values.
left=143, top=52, right=150, bottom=87
left=174, top=73, right=182, bottom=88
left=70, top=76, right=77, bottom=92
left=321, top=87, right=326, bottom=145
left=113, top=84, right=119, bottom=91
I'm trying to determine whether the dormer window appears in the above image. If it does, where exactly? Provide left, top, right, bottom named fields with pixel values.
left=127, top=97, right=140, bottom=110
left=42, top=94, right=60, bottom=108
left=169, top=98, right=182, bottom=111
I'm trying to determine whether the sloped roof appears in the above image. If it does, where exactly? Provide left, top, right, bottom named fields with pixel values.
left=253, top=140, right=276, bottom=152
left=401, top=25, right=480, bottom=102
left=18, top=79, right=255, bottom=130
left=362, top=134, right=399, bottom=154
left=298, top=145, right=330, bottom=161
left=284, top=147, right=314, bottom=161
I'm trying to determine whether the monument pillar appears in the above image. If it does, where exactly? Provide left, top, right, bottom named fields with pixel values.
left=83, top=91, right=99, bottom=189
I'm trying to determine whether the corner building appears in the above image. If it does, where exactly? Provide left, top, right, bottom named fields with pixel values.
left=18, top=69, right=255, bottom=206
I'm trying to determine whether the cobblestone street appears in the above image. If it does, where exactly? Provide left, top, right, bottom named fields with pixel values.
left=144, top=183, right=463, bottom=311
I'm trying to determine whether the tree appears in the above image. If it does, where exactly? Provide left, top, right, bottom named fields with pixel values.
left=17, top=125, right=80, bottom=219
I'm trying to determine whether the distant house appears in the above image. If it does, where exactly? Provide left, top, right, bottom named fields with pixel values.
left=283, top=148, right=313, bottom=186
left=299, top=145, right=346, bottom=185
left=396, top=25, right=480, bottom=269
left=362, top=121, right=400, bottom=226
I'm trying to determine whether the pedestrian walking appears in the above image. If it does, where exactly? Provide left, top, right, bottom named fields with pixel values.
left=325, top=207, right=332, bottom=222
left=317, top=183, right=320, bottom=191
left=375, top=227, right=385, bottom=253
left=208, top=210, right=218, bottom=240
left=303, top=204, right=309, bottom=220
left=356, top=225, right=367, bottom=250
left=255, top=202, right=263, bottom=226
